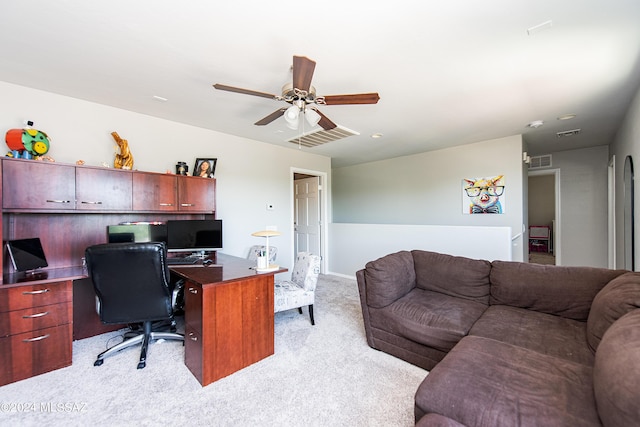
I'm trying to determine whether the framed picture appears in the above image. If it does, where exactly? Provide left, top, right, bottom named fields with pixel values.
left=193, top=158, right=217, bottom=178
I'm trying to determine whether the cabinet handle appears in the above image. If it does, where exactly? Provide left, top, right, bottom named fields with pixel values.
left=80, top=201, right=103, bottom=205
left=159, top=203, right=174, bottom=207
left=188, top=332, right=198, bottom=341
left=22, top=311, right=49, bottom=319
left=46, top=199, right=72, bottom=204
left=23, top=334, right=51, bottom=343
left=188, top=287, right=198, bottom=294
left=181, top=203, right=195, bottom=207
left=22, top=289, right=50, bottom=295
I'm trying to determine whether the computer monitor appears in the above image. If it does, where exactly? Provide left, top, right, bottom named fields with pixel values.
left=166, top=219, right=223, bottom=253
left=107, top=223, right=168, bottom=244
left=6, top=237, right=49, bottom=272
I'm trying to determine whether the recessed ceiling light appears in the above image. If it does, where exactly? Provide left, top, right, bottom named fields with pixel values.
left=152, top=95, right=168, bottom=102
left=557, top=114, right=576, bottom=121
left=371, top=133, right=383, bottom=139
left=526, top=120, right=544, bottom=129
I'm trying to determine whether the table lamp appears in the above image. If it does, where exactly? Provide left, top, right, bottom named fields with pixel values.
left=251, top=230, right=281, bottom=272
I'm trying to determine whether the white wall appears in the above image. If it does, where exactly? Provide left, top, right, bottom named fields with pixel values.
left=331, top=135, right=527, bottom=271
left=0, top=81, right=332, bottom=272
left=611, top=83, right=640, bottom=270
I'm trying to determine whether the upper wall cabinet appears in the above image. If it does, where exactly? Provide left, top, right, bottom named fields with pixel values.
left=76, top=167, right=132, bottom=211
left=132, top=172, right=178, bottom=211
left=178, top=176, right=216, bottom=212
left=2, top=158, right=215, bottom=214
left=2, top=159, right=76, bottom=210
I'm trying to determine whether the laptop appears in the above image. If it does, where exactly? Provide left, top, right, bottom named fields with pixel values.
left=6, top=238, right=49, bottom=272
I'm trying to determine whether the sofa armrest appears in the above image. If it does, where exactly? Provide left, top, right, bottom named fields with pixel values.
left=360, top=250, right=416, bottom=308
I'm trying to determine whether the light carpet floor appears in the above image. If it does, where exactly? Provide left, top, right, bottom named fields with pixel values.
left=0, top=274, right=427, bottom=427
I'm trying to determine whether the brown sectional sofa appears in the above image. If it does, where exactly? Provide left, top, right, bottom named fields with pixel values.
left=356, top=250, right=640, bottom=427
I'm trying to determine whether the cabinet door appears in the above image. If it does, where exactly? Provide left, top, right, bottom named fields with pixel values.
left=132, top=172, right=177, bottom=211
left=2, top=159, right=75, bottom=210
left=178, top=176, right=215, bottom=213
left=76, top=167, right=132, bottom=211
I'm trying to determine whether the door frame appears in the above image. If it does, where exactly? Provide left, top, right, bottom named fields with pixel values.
left=528, top=168, right=561, bottom=265
left=290, top=167, right=328, bottom=274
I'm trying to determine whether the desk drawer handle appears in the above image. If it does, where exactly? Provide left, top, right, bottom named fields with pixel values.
left=180, top=203, right=195, bottom=207
left=80, top=201, right=103, bottom=205
left=22, top=311, right=49, bottom=319
left=46, top=199, right=72, bottom=204
left=188, top=287, right=198, bottom=294
left=22, top=289, right=50, bottom=295
left=159, top=203, right=174, bottom=206
left=188, top=332, right=198, bottom=342
left=23, top=334, right=50, bottom=343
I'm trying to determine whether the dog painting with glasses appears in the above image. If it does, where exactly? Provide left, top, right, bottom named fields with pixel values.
left=462, top=175, right=505, bottom=214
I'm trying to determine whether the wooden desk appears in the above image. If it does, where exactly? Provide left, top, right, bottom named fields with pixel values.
left=170, top=253, right=286, bottom=387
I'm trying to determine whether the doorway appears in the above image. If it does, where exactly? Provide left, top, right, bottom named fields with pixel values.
left=291, top=169, right=327, bottom=273
left=528, top=169, right=561, bottom=265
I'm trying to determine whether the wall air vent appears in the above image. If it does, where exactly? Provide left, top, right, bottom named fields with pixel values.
left=556, top=129, right=581, bottom=138
left=529, top=154, right=552, bottom=169
left=287, top=126, right=359, bottom=148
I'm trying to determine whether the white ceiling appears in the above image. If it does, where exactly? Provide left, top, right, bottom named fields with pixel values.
left=1, top=1, right=639, bottom=168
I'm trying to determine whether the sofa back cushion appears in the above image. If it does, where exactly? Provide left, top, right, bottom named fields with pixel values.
left=593, top=309, right=640, bottom=427
left=587, top=272, right=640, bottom=353
left=490, top=261, right=625, bottom=321
left=412, top=250, right=491, bottom=304
left=363, top=250, right=416, bottom=308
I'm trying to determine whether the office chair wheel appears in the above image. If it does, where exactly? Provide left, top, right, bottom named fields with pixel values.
left=94, top=359, right=104, bottom=367
left=137, top=361, right=146, bottom=369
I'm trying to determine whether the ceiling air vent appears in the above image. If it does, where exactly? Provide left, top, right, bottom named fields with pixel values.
left=287, top=126, right=359, bottom=148
left=529, top=154, right=552, bottom=169
left=556, top=128, right=581, bottom=138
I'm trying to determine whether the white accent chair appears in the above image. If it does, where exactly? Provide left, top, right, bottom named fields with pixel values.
left=274, top=252, right=321, bottom=325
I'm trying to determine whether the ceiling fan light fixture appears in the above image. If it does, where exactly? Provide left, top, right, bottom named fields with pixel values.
left=305, top=108, right=321, bottom=127
left=284, top=105, right=300, bottom=129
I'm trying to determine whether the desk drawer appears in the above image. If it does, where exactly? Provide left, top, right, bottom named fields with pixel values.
left=0, top=281, right=72, bottom=312
left=0, top=323, right=73, bottom=386
left=0, top=302, right=72, bottom=337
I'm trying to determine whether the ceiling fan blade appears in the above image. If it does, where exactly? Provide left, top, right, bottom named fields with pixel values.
left=322, top=93, right=380, bottom=105
left=213, top=83, right=277, bottom=100
left=292, top=56, right=316, bottom=92
left=310, top=107, right=337, bottom=130
left=255, top=108, right=287, bottom=126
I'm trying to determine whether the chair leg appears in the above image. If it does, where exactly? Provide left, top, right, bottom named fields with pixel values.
left=309, top=304, right=315, bottom=325
left=298, top=307, right=303, bottom=314
left=137, top=321, right=152, bottom=369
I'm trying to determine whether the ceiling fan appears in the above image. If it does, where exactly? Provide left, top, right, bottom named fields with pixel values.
left=213, top=55, right=380, bottom=131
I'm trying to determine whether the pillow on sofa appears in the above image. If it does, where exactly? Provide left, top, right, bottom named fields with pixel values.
left=412, top=250, right=491, bottom=304
left=363, top=250, right=416, bottom=308
left=593, top=309, right=640, bottom=427
left=490, top=261, right=625, bottom=321
left=587, top=272, right=640, bottom=353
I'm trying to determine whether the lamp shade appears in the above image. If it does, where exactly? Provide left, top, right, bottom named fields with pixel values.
left=284, top=106, right=300, bottom=130
left=251, top=230, right=282, bottom=238
left=305, top=108, right=321, bottom=127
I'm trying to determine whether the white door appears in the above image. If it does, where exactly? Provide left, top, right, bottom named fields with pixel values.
left=294, top=176, right=321, bottom=256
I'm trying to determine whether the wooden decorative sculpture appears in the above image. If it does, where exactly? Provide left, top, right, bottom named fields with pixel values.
left=111, top=131, right=134, bottom=170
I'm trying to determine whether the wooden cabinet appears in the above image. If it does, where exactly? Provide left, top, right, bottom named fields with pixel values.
left=132, top=172, right=178, bottom=211
left=76, top=167, right=132, bottom=211
left=178, top=176, right=216, bottom=212
left=2, top=160, right=76, bottom=210
left=0, top=280, right=73, bottom=386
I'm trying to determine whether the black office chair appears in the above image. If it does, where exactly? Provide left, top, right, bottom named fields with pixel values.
left=85, top=242, right=184, bottom=369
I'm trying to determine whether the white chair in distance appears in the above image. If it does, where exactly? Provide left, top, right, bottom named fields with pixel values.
left=274, top=252, right=321, bottom=325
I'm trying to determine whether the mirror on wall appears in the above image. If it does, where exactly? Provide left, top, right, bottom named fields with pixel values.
left=624, top=155, right=634, bottom=270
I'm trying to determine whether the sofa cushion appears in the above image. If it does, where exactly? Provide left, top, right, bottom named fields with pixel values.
left=490, top=261, right=625, bottom=321
left=370, top=289, right=487, bottom=352
left=414, top=336, right=601, bottom=427
left=363, top=250, right=415, bottom=308
left=469, top=305, right=594, bottom=365
left=587, top=272, right=640, bottom=353
left=416, top=413, right=467, bottom=427
left=593, top=309, right=640, bottom=427
left=412, top=250, right=491, bottom=304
